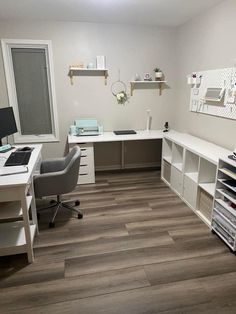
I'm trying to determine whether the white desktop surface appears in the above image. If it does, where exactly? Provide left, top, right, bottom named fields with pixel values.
left=68, top=129, right=164, bottom=144
left=0, top=145, right=42, bottom=188
left=164, top=132, right=231, bottom=164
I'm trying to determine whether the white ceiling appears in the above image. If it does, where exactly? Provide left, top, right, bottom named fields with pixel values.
left=0, top=0, right=225, bottom=27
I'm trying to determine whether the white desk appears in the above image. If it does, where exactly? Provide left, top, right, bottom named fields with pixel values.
left=68, top=130, right=164, bottom=144
left=68, top=130, right=164, bottom=184
left=0, top=145, right=42, bottom=263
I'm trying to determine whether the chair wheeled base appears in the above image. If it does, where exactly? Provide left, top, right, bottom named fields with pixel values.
left=38, top=195, right=83, bottom=228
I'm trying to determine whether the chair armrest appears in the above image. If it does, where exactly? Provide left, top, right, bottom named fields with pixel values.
left=40, top=158, right=65, bottom=173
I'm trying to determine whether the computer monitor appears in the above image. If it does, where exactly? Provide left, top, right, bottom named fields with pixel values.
left=0, top=107, right=18, bottom=146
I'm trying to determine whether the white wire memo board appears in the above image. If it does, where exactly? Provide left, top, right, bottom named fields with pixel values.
left=189, top=67, right=236, bottom=120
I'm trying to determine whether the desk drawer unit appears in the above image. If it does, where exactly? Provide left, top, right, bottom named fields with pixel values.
left=69, top=143, right=95, bottom=184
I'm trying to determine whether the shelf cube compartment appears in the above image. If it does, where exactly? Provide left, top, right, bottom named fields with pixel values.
left=197, top=188, right=213, bottom=222
left=170, top=166, right=183, bottom=196
left=183, top=175, right=198, bottom=209
left=172, top=143, right=184, bottom=172
left=199, top=158, right=217, bottom=184
left=184, top=150, right=199, bottom=182
left=162, top=138, right=172, bottom=163
left=162, top=160, right=171, bottom=184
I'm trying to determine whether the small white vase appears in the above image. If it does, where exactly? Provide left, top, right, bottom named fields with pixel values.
left=155, top=72, right=163, bottom=79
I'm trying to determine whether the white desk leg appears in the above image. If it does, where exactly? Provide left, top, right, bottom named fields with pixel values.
left=21, top=190, right=34, bottom=263
left=29, top=180, right=39, bottom=235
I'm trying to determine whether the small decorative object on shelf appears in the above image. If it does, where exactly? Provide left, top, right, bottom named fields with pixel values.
left=134, top=74, right=141, bottom=81
left=228, top=149, right=236, bottom=161
left=144, top=73, right=152, bottom=81
left=87, top=62, right=94, bottom=69
left=163, top=121, right=169, bottom=132
left=111, top=70, right=129, bottom=105
left=96, top=56, right=106, bottom=69
left=187, top=73, right=202, bottom=86
left=154, top=68, right=163, bottom=81
left=73, top=62, right=84, bottom=69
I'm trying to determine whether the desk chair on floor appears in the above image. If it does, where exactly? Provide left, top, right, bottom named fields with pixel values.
left=34, top=146, right=83, bottom=228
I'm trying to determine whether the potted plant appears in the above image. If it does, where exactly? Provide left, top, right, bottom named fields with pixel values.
left=154, top=68, right=163, bottom=80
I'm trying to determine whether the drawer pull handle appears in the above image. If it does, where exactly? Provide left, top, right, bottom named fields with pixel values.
left=80, top=173, right=88, bottom=176
left=81, top=148, right=87, bottom=151
left=81, top=154, right=87, bottom=157
left=80, top=164, right=88, bottom=167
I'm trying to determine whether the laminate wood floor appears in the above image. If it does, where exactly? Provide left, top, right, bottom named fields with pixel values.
left=1, top=170, right=236, bottom=313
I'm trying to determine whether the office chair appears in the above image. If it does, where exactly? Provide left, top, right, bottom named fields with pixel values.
left=34, top=146, right=83, bottom=228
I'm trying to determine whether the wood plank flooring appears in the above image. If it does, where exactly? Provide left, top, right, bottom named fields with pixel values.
left=1, top=170, right=236, bottom=313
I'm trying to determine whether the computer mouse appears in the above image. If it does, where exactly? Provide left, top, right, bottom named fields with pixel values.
left=19, top=146, right=31, bottom=152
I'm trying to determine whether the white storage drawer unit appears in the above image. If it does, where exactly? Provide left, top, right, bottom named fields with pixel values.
left=69, top=143, right=95, bottom=184
left=212, top=157, right=236, bottom=251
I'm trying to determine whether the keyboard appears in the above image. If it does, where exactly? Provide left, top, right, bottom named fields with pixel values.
left=4, top=151, right=31, bottom=167
left=113, top=130, right=137, bottom=135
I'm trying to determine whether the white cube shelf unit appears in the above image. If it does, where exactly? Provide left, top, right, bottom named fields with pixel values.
left=161, top=132, right=231, bottom=228
left=212, top=157, right=236, bottom=251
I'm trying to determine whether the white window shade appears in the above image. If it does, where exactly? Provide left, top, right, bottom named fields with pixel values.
left=1, top=39, right=59, bottom=143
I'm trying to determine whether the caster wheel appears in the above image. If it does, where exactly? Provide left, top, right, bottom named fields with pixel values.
left=78, top=213, right=83, bottom=219
left=49, top=222, right=55, bottom=228
left=211, top=229, right=216, bottom=234
left=37, top=213, right=41, bottom=220
left=75, top=200, right=80, bottom=206
left=50, top=200, right=56, bottom=205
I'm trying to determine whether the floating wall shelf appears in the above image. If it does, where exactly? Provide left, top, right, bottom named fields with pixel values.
left=130, top=80, right=167, bottom=96
left=68, top=67, right=109, bottom=85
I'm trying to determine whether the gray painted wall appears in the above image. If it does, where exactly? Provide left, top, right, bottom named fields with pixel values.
left=0, top=0, right=235, bottom=160
left=0, top=21, right=177, bottom=158
left=174, top=0, right=236, bottom=150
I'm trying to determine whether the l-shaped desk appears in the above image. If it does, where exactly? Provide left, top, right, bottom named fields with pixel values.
left=68, top=130, right=231, bottom=186
left=68, top=130, right=164, bottom=184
